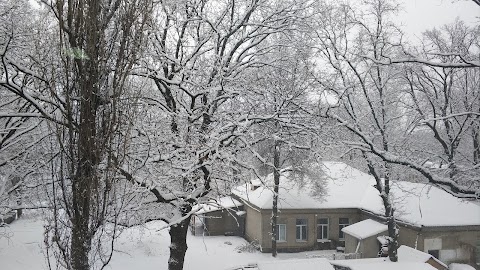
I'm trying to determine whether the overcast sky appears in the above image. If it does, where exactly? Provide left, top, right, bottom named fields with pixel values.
left=393, top=0, right=479, bottom=39
left=29, top=0, right=478, bottom=38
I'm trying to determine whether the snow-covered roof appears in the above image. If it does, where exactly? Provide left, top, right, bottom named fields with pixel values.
left=232, top=161, right=480, bottom=227
left=397, top=245, right=447, bottom=268
left=194, top=197, right=243, bottom=215
left=449, top=263, right=476, bottom=270
left=331, top=246, right=447, bottom=270
left=331, top=260, right=437, bottom=270
left=256, top=258, right=334, bottom=270
left=232, top=161, right=376, bottom=210
left=341, top=219, right=387, bottom=240
left=327, top=246, right=447, bottom=270
left=361, top=181, right=480, bottom=227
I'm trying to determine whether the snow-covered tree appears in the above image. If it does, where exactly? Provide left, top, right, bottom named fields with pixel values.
left=244, top=44, right=320, bottom=257
left=401, top=20, right=480, bottom=191
left=0, top=0, right=46, bottom=219
left=312, top=0, right=407, bottom=261
left=313, top=0, right=479, bottom=200
left=115, top=1, right=311, bottom=269
left=1, top=0, right=152, bottom=269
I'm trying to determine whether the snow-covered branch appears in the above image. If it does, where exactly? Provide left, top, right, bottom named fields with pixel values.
left=361, top=55, right=480, bottom=68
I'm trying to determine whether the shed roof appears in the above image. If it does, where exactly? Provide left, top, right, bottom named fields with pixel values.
left=341, top=219, right=387, bottom=240
left=397, top=245, right=447, bottom=268
left=194, top=197, right=243, bottom=215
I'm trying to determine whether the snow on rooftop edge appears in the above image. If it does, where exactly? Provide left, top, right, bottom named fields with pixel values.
left=341, top=219, right=387, bottom=240
left=194, top=196, right=243, bottom=215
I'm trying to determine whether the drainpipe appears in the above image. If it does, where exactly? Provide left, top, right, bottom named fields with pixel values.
left=355, top=240, right=361, bottom=253
left=415, top=225, right=423, bottom=250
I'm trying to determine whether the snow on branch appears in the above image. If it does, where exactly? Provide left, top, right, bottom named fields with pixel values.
left=0, top=113, right=43, bottom=118
left=361, top=55, right=480, bottom=68
left=419, top=112, right=480, bottom=123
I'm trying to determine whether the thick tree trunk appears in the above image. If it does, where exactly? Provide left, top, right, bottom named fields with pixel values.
left=168, top=216, right=192, bottom=270
left=386, top=207, right=399, bottom=262
left=68, top=1, right=100, bottom=268
left=271, top=140, right=280, bottom=257
left=383, top=165, right=398, bottom=262
left=71, top=220, right=91, bottom=270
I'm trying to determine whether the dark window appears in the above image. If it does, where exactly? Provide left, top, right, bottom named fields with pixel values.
left=339, top=218, right=349, bottom=240
left=428, top=250, right=440, bottom=259
left=317, top=218, right=329, bottom=240
left=296, top=219, right=308, bottom=241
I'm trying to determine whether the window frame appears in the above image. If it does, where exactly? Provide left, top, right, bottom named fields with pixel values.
left=317, top=218, right=329, bottom=241
left=275, top=224, right=287, bottom=242
left=338, top=218, right=350, bottom=240
left=296, top=218, right=308, bottom=241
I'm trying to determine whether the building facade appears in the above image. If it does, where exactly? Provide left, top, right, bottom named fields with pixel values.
left=198, top=162, right=480, bottom=267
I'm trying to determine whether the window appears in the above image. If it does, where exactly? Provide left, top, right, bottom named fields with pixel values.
left=296, top=219, right=308, bottom=241
left=276, top=224, right=286, bottom=242
left=317, top=218, right=329, bottom=240
left=339, top=218, right=349, bottom=240
left=428, top=250, right=440, bottom=259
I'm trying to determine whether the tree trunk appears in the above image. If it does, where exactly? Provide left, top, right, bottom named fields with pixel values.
left=386, top=207, right=399, bottom=262
left=473, top=122, right=480, bottom=164
left=271, top=139, right=280, bottom=257
left=168, top=215, right=192, bottom=270
left=365, top=157, right=398, bottom=262
left=71, top=220, right=91, bottom=270
left=383, top=165, right=399, bottom=262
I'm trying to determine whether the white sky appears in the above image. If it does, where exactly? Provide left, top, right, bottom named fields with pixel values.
left=28, top=0, right=478, bottom=42
left=395, top=0, right=479, bottom=39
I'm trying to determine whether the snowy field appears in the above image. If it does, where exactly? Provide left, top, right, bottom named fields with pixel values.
left=0, top=211, right=337, bottom=270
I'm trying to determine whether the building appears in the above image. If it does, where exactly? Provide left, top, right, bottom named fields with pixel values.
left=341, top=219, right=388, bottom=258
left=231, top=162, right=376, bottom=252
left=198, top=161, right=480, bottom=266
left=191, top=196, right=245, bottom=236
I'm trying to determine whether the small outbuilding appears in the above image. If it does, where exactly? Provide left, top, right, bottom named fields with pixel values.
left=341, top=219, right=388, bottom=257
left=191, top=197, right=244, bottom=236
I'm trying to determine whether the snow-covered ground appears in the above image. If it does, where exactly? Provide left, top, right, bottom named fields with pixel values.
left=0, top=212, right=338, bottom=270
